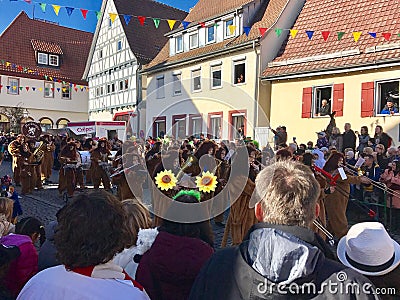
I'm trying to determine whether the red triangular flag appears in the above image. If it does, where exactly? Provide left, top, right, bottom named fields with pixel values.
left=80, top=9, right=88, bottom=20
left=74, top=87, right=78, bottom=92
left=382, top=32, right=391, bottom=41
left=259, top=28, right=268, bottom=36
left=321, top=31, right=330, bottom=41
left=51, top=88, right=55, bottom=92
left=138, top=16, right=146, bottom=26
left=25, top=86, right=29, bottom=91
left=199, top=22, right=206, bottom=28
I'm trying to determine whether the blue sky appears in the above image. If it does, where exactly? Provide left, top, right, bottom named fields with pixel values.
left=0, top=0, right=198, bottom=34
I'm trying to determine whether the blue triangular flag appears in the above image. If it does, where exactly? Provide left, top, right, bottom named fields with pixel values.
left=181, top=21, right=190, bottom=30
left=6, top=86, right=10, bottom=90
left=368, top=32, right=377, bottom=38
left=57, top=88, right=60, bottom=92
left=243, top=26, right=251, bottom=36
left=306, top=31, right=314, bottom=40
left=65, top=7, right=74, bottom=17
left=32, top=87, right=36, bottom=91
left=123, top=15, right=132, bottom=25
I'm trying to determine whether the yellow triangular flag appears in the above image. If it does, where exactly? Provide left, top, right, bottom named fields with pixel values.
left=167, top=19, right=176, bottom=30
left=353, top=31, right=362, bottom=42
left=12, top=86, right=16, bottom=91
left=62, top=88, right=66, bottom=92
left=229, top=25, right=236, bottom=35
left=52, top=5, right=61, bottom=16
left=109, top=13, right=118, bottom=23
left=39, top=87, right=43, bottom=91
left=6, top=62, right=11, bottom=67
left=290, top=29, right=298, bottom=38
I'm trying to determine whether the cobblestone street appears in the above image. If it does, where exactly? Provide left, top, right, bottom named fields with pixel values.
left=0, top=160, right=228, bottom=248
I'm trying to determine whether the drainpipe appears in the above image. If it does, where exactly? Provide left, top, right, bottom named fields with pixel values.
left=136, top=63, right=142, bottom=138
left=253, top=40, right=260, bottom=141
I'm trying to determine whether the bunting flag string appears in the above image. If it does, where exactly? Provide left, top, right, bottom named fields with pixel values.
left=8, top=0, right=400, bottom=39
left=0, top=59, right=88, bottom=91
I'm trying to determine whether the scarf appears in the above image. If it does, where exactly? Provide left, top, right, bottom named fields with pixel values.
left=70, top=261, right=144, bottom=291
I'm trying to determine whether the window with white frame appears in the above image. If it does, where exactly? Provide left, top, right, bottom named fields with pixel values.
left=192, top=69, right=201, bottom=91
left=7, top=78, right=19, bottom=95
left=44, top=82, right=54, bottom=98
left=191, top=116, right=202, bottom=138
left=117, top=40, right=122, bottom=51
left=313, top=85, right=332, bottom=117
left=100, top=86, right=104, bottom=95
left=96, top=87, right=100, bottom=97
left=49, top=54, right=59, bottom=66
left=124, top=79, right=129, bottom=89
left=173, top=73, right=181, bottom=95
left=111, top=83, right=115, bottom=93
left=233, top=60, right=246, bottom=84
left=108, top=18, right=112, bottom=28
left=210, top=114, right=222, bottom=139
left=224, top=19, right=234, bottom=38
left=119, top=80, right=124, bottom=91
left=38, top=52, right=48, bottom=65
left=156, top=75, right=165, bottom=99
left=211, top=65, right=222, bottom=88
left=376, top=80, right=400, bottom=115
left=107, top=84, right=111, bottom=94
left=154, top=118, right=166, bottom=138
left=207, top=26, right=215, bottom=43
left=176, top=35, right=183, bottom=53
left=189, top=32, right=199, bottom=49
left=174, top=117, right=186, bottom=139
left=62, top=84, right=71, bottom=100
left=98, top=49, right=103, bottom=59
left=231, top=113, right=245, bottom=139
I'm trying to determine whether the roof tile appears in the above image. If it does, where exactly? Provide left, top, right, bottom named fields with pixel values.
left=263, top=0, right=400, bottom=78
left=0, top=12, right=92, bottom=83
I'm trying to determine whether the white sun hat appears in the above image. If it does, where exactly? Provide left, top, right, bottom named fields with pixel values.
left=337, top=222, right=400, bottom=276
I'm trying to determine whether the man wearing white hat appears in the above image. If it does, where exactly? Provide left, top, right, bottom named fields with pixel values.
left=338, top=222, right=400, bottom=297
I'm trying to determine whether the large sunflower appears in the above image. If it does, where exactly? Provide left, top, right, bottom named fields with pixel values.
left=155, top=170, right=177, bottom=191
left=196, top=171, right=218, bottom=193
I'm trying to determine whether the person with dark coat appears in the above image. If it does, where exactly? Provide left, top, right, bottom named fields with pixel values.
left=0, top=243, right=20, bottom=300
left=189, top=161, right=377, bottom=300
left=136, top=192, right=214, bottom=300
left=374, top=125, right=392, bottom=152
left=356, top=126, right=370, bottom=155
left=38, top=221, right=60, bottom=271
left=342, top=123, right=357, bottom=151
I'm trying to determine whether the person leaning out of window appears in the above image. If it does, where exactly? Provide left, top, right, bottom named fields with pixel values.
left=317, top=99, right=330, bottom=116
left=380, top=98, right=399, bottom=115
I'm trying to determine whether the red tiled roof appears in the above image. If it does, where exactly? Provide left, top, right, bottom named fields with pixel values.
left=263, top=0, right=400, bottom=78
left=0, top=12, right=93, bottom=83
left=145, top=0, right=288, bottom=71
left=31, top=39, right=63, bottom=55
left=185, top=0, right=253, bottom=22
left=114, top=0, right=188, bottom=64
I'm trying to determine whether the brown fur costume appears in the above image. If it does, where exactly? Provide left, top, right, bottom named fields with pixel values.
left=90, top=138, right=111, bottom=190
left=58, top=142, right=79, bottom=196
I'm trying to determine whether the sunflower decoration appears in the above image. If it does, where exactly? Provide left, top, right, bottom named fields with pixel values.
left=196, top=171, right=218, bottom=193
left=155, top=170, right=177, bottom=191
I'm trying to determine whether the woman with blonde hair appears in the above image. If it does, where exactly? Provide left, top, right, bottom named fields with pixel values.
left=0, top=197, right=15, bottom=237
left=113, top=198, right=153, bottom=278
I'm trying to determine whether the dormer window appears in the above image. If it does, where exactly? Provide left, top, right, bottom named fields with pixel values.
left=189, top=32, right=199, bottom=49
left=38, top=52, right=48, bottom=65
left=49, top=54, right=59, bottom=66
left=224, top=19, right=234, bottom=38
left=207, top=26, right=215, bottom=44
left=176, top=35, right=183, bottom=53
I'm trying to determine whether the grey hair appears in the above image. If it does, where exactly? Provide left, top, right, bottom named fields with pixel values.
left=254, top=160, right=320, bottom=228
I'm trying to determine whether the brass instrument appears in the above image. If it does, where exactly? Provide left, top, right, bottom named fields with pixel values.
left=33, top=141, right=46, bottom=164
left=176, top=155, right=198, bottom=180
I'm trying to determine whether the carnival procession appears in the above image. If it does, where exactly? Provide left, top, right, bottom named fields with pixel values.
left=1, top=0, right=400, bottom=299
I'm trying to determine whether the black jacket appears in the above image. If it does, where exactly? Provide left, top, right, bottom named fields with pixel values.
left=190, top=223, right=378, bottom=300
left=342, top=130, right=357, bottom=151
